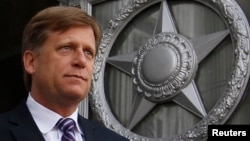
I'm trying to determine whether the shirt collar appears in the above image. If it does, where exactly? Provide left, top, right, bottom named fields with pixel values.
left=26, top=93, right=83, bottom=134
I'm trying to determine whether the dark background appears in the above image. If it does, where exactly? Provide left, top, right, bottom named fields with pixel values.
left=0, top=0, right=59, bottom=112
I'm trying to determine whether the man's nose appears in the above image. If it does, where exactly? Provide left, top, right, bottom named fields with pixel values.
left=72, top=50, right=87, bottom=68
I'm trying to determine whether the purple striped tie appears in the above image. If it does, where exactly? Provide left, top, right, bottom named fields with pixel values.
left=56, top=118, right=76, bottom=141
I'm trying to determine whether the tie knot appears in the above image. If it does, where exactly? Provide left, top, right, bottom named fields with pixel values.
left=56, top=118, right=76, bottom=133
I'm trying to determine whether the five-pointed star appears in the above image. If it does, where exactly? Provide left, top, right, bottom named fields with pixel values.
left=106, top=0, right=229, bottom=129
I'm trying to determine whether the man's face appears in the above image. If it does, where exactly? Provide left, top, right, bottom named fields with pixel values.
left=26, top=26, right=96, bottom=106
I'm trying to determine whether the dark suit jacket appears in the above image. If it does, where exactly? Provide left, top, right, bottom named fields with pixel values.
left=0, top=100, right=129, bottom=141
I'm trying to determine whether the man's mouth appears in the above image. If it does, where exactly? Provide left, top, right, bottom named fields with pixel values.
left=65, top=75, right=86, bottom=81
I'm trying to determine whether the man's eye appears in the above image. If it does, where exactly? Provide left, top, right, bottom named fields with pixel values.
left=84, top=50, right=94, bottom=58
left=57, top=46, right=72, bottom=55
left=62, top=46, right=71, bottom=50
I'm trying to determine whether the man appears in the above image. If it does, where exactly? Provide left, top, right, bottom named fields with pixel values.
left=0, top=6, right=128, bottom=141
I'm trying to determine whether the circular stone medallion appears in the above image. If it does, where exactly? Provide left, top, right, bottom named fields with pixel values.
left=132, top=32, right=198, bottom=102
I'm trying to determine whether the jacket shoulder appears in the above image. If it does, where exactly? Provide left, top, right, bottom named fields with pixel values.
left=0, top=111, right=16, bottom=141
left=79, top=116, right=129, bottom=141
left=0, top=111, right=12, bottom=125
left=94, top=123, right=129, bottom=141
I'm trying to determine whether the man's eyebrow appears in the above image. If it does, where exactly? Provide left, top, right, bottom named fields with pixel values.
left=57, top=38, right=75, bottom=45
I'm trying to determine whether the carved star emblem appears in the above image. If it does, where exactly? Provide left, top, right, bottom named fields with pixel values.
left=106, top=0, right=229, bottom=130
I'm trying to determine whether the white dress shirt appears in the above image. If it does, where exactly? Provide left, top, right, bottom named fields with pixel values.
left=26, top=93, right=84, bottom=141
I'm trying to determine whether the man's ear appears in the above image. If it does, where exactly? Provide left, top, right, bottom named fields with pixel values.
left=23, top=51, right=37, bottom=74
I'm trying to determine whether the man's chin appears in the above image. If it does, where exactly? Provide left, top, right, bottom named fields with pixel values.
left=64, top=91, right=87, bottom=101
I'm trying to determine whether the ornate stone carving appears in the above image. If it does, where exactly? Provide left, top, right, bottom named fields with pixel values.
left=90, top=0, right=250, bottom=140
left=132, top=32, right=197, bottom=102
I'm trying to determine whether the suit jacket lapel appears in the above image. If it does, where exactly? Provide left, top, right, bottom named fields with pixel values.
left=78, top=115, right=97, bottom=141
left=9, top=100, right=45, bottom=141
